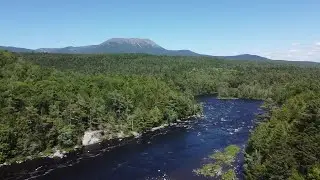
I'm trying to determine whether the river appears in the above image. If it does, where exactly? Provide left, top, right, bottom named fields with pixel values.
left=1, top=97, right=263, bottom=180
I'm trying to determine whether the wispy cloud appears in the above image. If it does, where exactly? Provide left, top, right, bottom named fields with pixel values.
left=263, top=42, right=320, bottom=62
left=291, top=42, right=301, bottom=46
left=289, top=49, right=298, bottom=52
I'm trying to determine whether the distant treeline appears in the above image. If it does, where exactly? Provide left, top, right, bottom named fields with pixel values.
left=1, top=51, right=320, bottom=179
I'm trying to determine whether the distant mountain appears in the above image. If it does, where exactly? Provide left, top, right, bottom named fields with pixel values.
left=33, top=38, right=202, bottom=56
left=0, top=46, right=33, bottom=53
left=0, top=39, right=271, bottom=60
left=272, top=60, right=320, bottom=67
left=218, top=54, right=270, bottom=61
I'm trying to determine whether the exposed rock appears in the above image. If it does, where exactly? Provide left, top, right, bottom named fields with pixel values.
left=0, top=162, right=8, bottom=167
left=131, top=131, right=141, bottom=138
left=49, top=150, right=66, bottom=158
left=116, top=131, right=125, bottom=138
left=82, top=130, right=103, bottom=146
left=151, top=124, right=168, bottom=131
left=26, top=156, right=32, bottom=160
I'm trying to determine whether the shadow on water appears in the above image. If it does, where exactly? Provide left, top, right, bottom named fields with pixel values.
left=0, top=97, right=263, bottom=180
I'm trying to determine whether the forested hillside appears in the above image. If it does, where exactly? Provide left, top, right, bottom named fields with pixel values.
left=1, top=51, right=320, bottom=179
left=0, top=51, right=200, bottom=164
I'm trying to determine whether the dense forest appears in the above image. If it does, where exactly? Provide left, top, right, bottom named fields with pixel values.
left=1, top=51, right=320, bottom=179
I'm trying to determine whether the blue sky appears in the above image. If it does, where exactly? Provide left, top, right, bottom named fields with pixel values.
left=1, top=0, right=320, bottom=61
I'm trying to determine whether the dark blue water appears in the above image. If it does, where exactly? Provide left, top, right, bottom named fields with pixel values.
left=2, top=97, right=263, bottom=180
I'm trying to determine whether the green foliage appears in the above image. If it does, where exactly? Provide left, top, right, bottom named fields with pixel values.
left=245, top=93, right=320, bottom=179
left=224, top=145, right=241, bottom=159
left=194, top=145, right=240, bottom=179
left=0, top=124, right=14, bottom=162
left=193, top=163, right=222, bottom=177
left=57, top=125, right=78, bottom=147
left=1, top=50, right=320, bottom=180
left=19, top=52, right=320, bottom=101
left=308, top=164, right=320, bottom=180
left=209, top=145, right=241, bottom=165
left=0, top=52, right=198, bottom=163
left=289, top=170, right=305, bottom=180
left=222, top=169, right=237, bottom=180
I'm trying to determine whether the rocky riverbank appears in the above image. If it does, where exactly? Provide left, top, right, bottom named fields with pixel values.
left=0, top=114, right=203, bottom=169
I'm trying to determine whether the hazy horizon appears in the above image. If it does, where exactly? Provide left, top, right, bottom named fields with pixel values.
left=1, top=0, right=319, bottom=61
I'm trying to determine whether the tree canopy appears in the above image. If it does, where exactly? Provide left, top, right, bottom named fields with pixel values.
left=1, top=51, right=320, bottom=179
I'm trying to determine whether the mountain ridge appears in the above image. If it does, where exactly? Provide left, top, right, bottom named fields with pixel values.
left=0, top=38, right=269, bottom=60
left=216, top=54, right=270, bottom=61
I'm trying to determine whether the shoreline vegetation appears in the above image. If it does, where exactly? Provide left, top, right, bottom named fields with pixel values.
left=1, top=51, right=320, bottom=179
left=193, top=145, right=241, bottom=179
left=0, top=113, right=203, bottom=168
